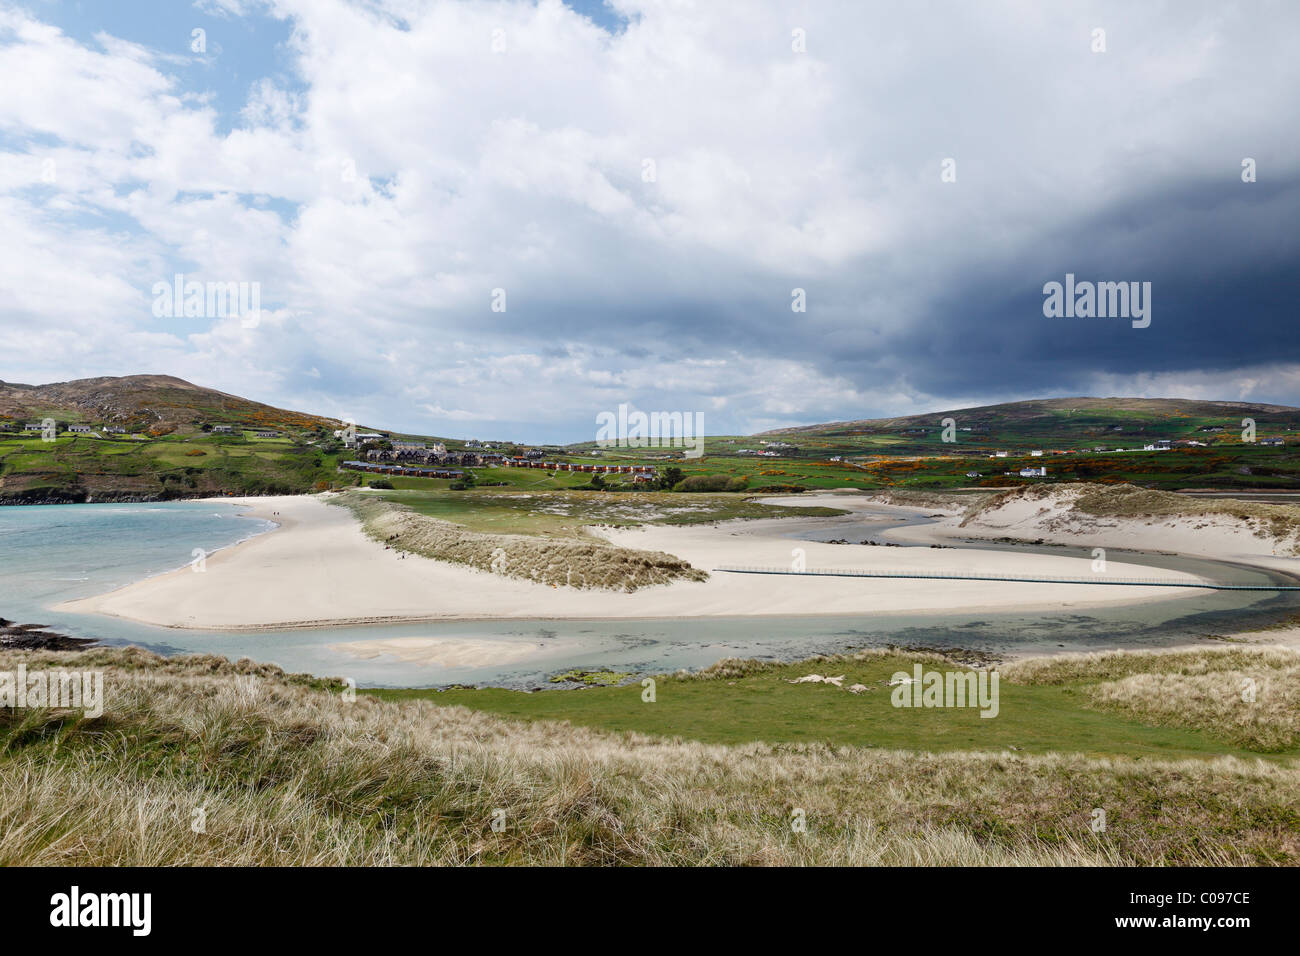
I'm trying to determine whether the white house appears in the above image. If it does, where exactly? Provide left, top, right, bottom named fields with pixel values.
left=67, top=425, right=93, bottom=433
left=1019, top=466, right=1046, bottom=478
left=1030, top=450, right=1043, bottom=457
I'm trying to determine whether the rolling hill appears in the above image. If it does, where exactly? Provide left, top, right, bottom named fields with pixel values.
left=758, top=397, right=1300, bottom=445
left=4, top=377, right=1300, bottom=502
left=0, top=374, right=338, bottom=434
left=0, top=375, right=357, bottom=503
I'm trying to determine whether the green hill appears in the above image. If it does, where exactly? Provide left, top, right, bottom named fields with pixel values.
left=5, top=378, right=1300, bottom=502
left=758, top=397, right=1300, bottom=447
left=0, top=374, right=337, bottom=434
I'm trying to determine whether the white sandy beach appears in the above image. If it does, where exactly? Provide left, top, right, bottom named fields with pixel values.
left=56, top=491, right=1225, bottom=647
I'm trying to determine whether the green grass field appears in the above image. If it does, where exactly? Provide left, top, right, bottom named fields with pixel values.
left=369, top=647, right=1300, bottom=762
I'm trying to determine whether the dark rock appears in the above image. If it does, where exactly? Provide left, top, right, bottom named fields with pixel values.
left=0, top=619, right=97, bottom=651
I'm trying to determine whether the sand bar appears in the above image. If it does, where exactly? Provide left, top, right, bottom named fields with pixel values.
left=56, top=492, right=1218, bottom=630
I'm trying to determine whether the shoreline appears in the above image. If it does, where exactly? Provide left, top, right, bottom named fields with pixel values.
left=55, top=492, right=1215, bottom=631
left=28, top=488, right=1300, bottom=675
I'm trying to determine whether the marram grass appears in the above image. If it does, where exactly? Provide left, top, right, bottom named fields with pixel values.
left=1, top=645, right=1297, bottom=866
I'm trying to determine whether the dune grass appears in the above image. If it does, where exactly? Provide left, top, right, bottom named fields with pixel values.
left=355, top=486, right=847, bottom=536
left=3, top=645, right=1298, bottom=866
left=332, top=492, right=708, bottom=591
left=1003, top=646, right=1300, bottom=751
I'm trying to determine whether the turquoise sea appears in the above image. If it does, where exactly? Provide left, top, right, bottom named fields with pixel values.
left=3, top=500, right=1299, bottom=688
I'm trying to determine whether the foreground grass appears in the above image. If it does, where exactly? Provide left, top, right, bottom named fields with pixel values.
left=3, top=646, right=1299, bottom=865
left=376, top=647, right=1300, bottom=761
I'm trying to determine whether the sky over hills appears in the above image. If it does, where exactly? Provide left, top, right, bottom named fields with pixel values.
left=1, top=0, right=1297, bottom=443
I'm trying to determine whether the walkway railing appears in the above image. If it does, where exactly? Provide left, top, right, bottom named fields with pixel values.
left=713, top=565, right=1300, bottom=591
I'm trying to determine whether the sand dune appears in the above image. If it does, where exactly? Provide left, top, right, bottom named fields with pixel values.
left=912, top=485, right=1300, bottom=572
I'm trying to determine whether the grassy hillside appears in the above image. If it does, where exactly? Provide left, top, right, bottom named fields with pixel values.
left=561, top=443, right=1300, bottom=492
left=0, top=375, right=366, bottom=502
left=759, top=396, right=1300, bottom=442
left=3, top=644, right=1297, bottom=865
left=566, top=397, right=1300, bottom=492
left=0, top=374, right=337, bottom=433
left=6, top=377, right=1300, bottom=501
left=0, top=431, right=351, bottom=502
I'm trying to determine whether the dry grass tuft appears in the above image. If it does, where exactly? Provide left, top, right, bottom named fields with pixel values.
left=1002, top=644, right=1298, bottom=684
left=871, top=489, right=993, bottom=511
left=1005, top=645, right=1300, bottom=752
left=2, top=646, right=1298, bottom=865
left=1090, top=667, right=1300, bottom=752
left=333, top=493, right=706, bottom=591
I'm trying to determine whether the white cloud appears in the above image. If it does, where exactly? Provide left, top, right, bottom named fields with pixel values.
left=1, top=0, right=1298, bottom=439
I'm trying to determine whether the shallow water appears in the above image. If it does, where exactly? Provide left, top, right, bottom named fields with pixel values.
left=2, top=500, right=1298, bottom=688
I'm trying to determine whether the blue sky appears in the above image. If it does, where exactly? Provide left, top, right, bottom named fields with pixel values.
left=1, top=0, right=1298, bottom=442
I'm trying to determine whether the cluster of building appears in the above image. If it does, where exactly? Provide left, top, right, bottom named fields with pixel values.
left=963, top=467, right=1046, bottom=479
left=982, top=436, right=1292, bottom=458
left=212, top=425, right=280, bottom=438
left=340, top=454, right=658, bottom=483
left=342, top=460, right=466, bottom=480
left=9, top=422, right=131, bottom=435
left=4, top=421, right=290, bottom=439
left=364, top=443, right=502, bottom=468
left=506, top=457, right=658, bottom=480
left=736, top=440, right=800, bottom=457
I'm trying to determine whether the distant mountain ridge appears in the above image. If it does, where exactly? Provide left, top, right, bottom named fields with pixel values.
left=0, top=375, right=338, bottom=433
left=6, top=377, right=1300, bottom=446
left=758, top=397, right=1300, bottom=437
